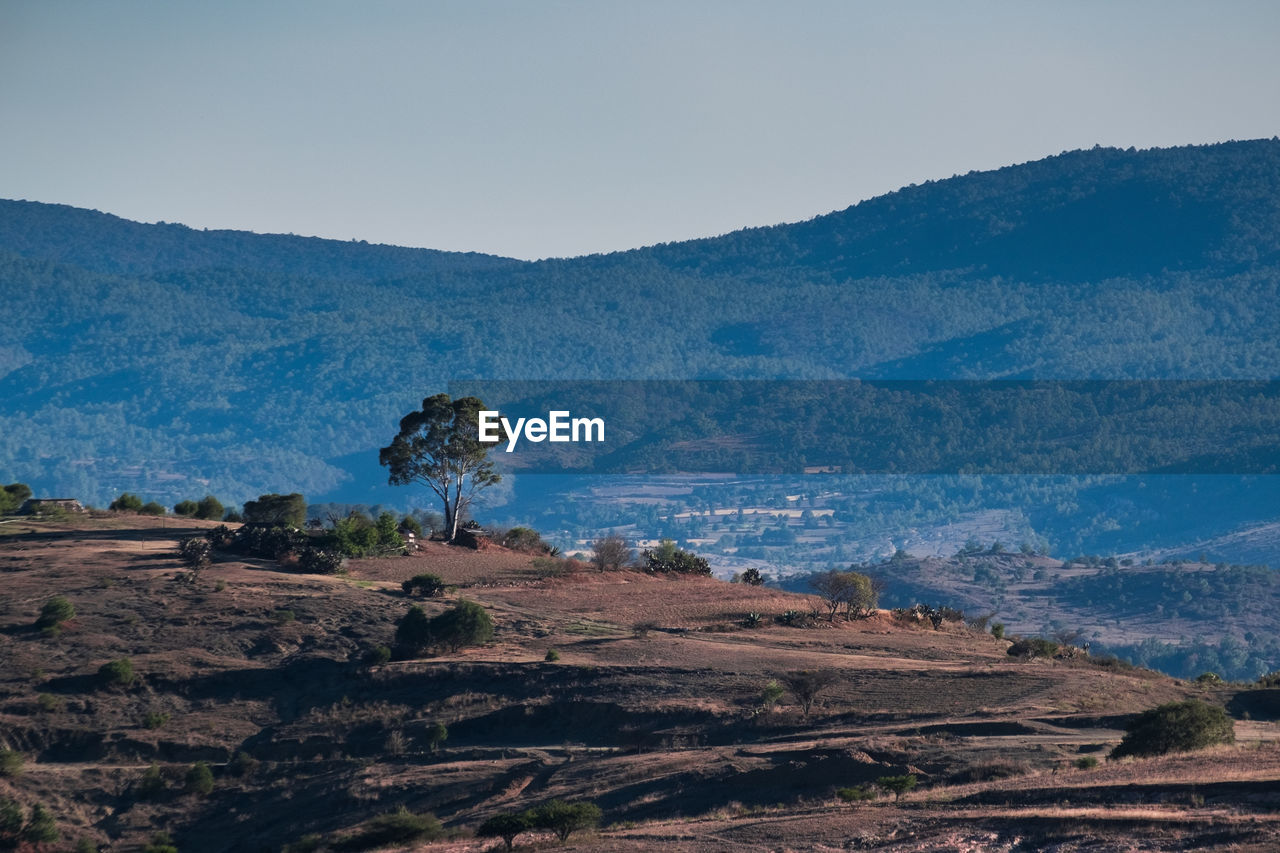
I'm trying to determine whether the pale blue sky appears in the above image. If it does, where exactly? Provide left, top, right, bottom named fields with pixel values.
left=3, top=1, right=1279, bottom=259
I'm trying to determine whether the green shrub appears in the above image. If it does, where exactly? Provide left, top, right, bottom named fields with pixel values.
left=401, top=573, right=446, bottom=597
left=430, top=599, right=494, bottom=651
left=1110, top=699, right=1235, bottom=759
left=394, top=606, right=433, bottom=654
left=332, top=807, right=442, bottom=851
left=98, top=658, right=135, bottom=688
left=836, top=784, right=877, bottom=802
left=364, top=645, right=392, bottom=666
left=272, top=610, right=296, bottom=625
left=22, top=802, right=58, bottom=844
left=758, top=679, right=784, bottom=712
left=426, top=722, right=448, bottom=752
left=1195, top=671, right=1225, bottom=685
left=137, top=764, right=166, bottom=799
left=184, top=761, right=214, bottom=796
left=0, top=750, right=24, bottom=777
left=500, top=526, right=548, bottom=553
left=35, top=596, right=75, bottom=629
left=991, top=622, right=1005, bottom=640
left=142, top=831, right=178, bottom=853
left=0, top=798, right=21, bottom=836
left=174, top=500, right=199, bottom=517
left=140, top=501, right=167, bottom=516
left=742, top=612, right=764, bottom=628
left=37, top=693, right=61, bottom=712
left=143, top=711, right=170, bottom=730
left=544, top=648, right=560, bottom=662
left=1074, top=755, right=1099, bottom=769
left=228, top=751, right=259, bottom=778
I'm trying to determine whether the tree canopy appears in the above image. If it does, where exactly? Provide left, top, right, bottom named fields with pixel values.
left=380, top=394, right=500, bottom=542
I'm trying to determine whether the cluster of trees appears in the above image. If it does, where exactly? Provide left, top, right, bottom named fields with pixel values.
left=809, top=569, right=878, bottom=621
left=477, top=799, right=601, bottom=849
left=173, top=494, right=224, bottom=520
left=395, top=600, right=494, bottom=657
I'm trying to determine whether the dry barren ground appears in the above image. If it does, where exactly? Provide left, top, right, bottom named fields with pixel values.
left=1, top=517, right=1277, bottom=852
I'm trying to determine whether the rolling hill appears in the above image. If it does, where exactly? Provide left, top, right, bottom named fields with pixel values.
left=1, top=517, right=1277, bottom=851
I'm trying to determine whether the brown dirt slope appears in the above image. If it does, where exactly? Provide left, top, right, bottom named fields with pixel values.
left=0, top=517, right=1276, bottom=852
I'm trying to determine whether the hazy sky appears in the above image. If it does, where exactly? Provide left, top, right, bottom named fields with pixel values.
left=3, top=1, right=1279, bottom=260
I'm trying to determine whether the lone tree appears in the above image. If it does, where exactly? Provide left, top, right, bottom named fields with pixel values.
left=477, top=813, right=530, bottom=851
left=877, top=774, right=917, bottom=801
left=591, top=535, right=633, bottom=572
left=782, top=669, right=838, bottom=718
left=525, top=799, right=602, bottom=844
left=380, top=394, right=500, bottom=543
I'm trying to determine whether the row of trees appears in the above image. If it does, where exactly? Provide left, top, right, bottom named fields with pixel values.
left=477, top=800, right=601, bottom=849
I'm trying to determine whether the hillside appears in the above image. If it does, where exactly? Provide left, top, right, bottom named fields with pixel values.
left=1, top=519, right=1278, bottom=851
left=4, top=141, right=1280, bottom=510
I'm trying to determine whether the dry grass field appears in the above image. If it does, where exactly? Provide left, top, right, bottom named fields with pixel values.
left=1, top=517, right=1277, bottom=851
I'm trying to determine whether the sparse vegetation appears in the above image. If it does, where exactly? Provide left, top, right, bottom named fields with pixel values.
left=545, top=648, right=560, bottom=662
left=0, top=750, right=23, bottom=778
left=1075, top=755, right=1100, bottom=770
left=137, top=764, right=166, bottom=799
left=1007, top=637, right=1060, bottom=659
left=142, top=831, right=179, bottom=853
left=143, top=710, right=170, bottom=729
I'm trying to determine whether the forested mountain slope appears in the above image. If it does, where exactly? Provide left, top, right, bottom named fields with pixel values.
left=2, top=140, right=1280, bottom=506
